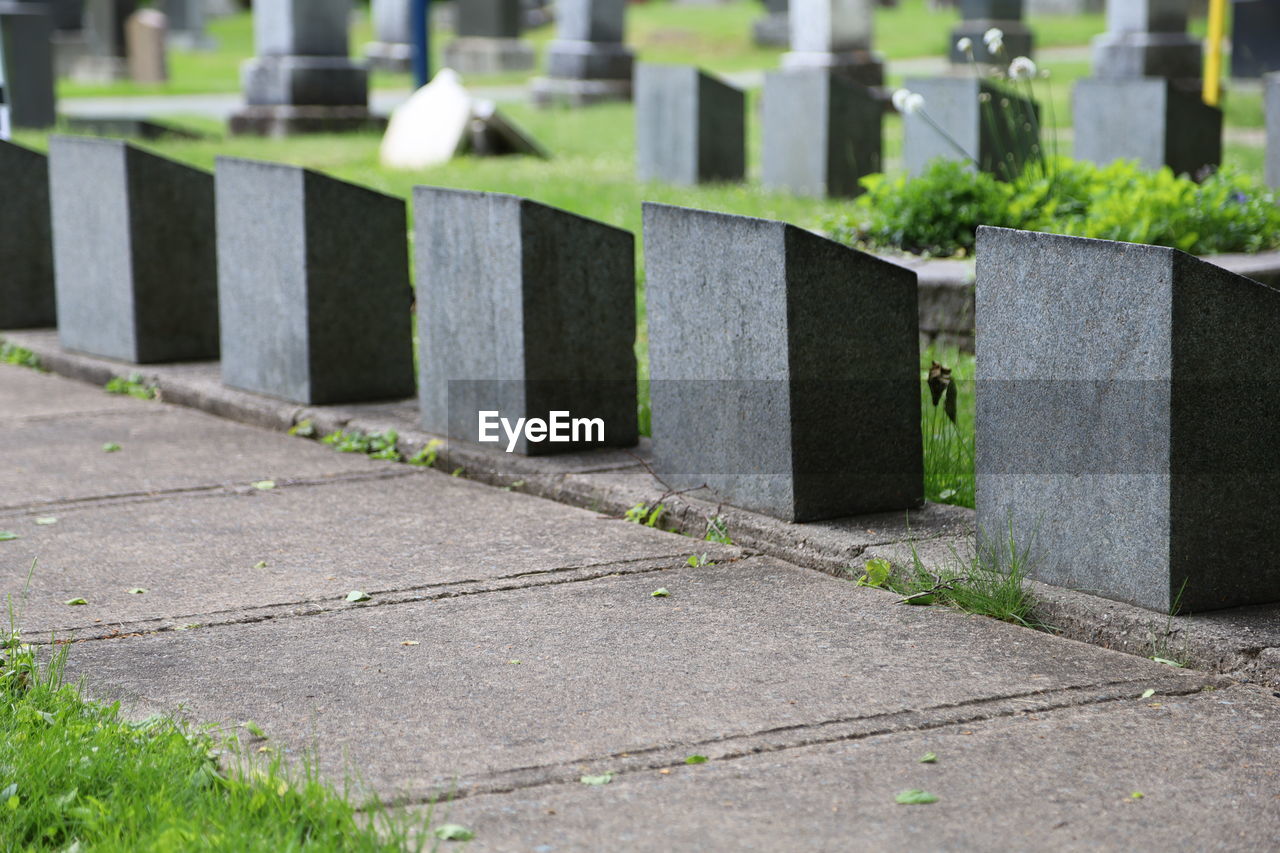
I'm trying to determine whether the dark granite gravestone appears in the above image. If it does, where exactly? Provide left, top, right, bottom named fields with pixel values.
left=901, top=76, right=1040, bottom=180
left=0, top=4, right=56, bottom=128
left=782, top=0, right=882, bottom=86
left=0, top=139, right=54, bottom=328
left=531, top=0, right=634, bottom=105
left=1267, top=72, right=1279, bottom=187
left=1091, top=0, right=1202, bottom=82
left=444, top=0, right=535, bottom=73
left=762, top=67, right=881, bottom=197
left=78, top=0, right=135, bottom=80
left=643, top=203, right=922, bottom=522
left=950, top=0, right=1033, bottom=64
left=1231, top=0, right=1280, bottom=79
left=635, top=64, right=745, bottom=185
left=231, top=0, right=379, bottom=136
left=1073, top=77, right=1221, bottom=177
left=48, top=135, right=217, bottom=363
left=414, top=187, right=637, bottom=455
left=214, top=157, right=415, bottom=405
left=976, top=225, right=1280, bottom=613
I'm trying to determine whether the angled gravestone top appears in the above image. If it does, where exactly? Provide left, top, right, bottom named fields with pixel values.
left=414, top=186, right=637, bottom=455
left=0, top=139, right=55, bottom=328
left=48, top=135, right=217, bottom=364
left=976, top=225, right=1280, bottom=613
left=215, top=156, right=414, bottom=405
left=643, top=202, right=922, bottom=522
left=635, top=64, right=745, bottom=186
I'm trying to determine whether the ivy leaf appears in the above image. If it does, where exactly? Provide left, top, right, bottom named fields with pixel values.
left=651, top=588, right=670, bottom=598
left=895, top=789, right=938, bottom=805
left=432, top=824, right=475, bottom=841
left=857, top=558, right=891, bottom=588
left=684, top=755, right=708, bottom=765
left=253, top=561, right=268, bottom=569
left=918, top=752, right=937, bottom=763
left=102, top=442, right=121, bottom=453
left=1140, top=689, right=1155, bottom=699
left=0, top=532, right=18, bottom=542
left=580, top=773, right=613, bottom=785
left=346, top=590, right=371, bottom=603
left=64, top=598, right=88, bottom=606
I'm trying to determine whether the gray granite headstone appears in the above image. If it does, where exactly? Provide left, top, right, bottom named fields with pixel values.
left=444, top=0, right=535, bottom=74
left=782, top=0, right=882, bottom=87
left=1267, top=71, right=1280, bottom=188
left=48, top=135, right=217, bottom=363
left=0, top=139, right=54, bottom=328
left=950, top=0, right=1033, bottom=64
left=643, top=203, right=922, bottom=522
left=1073, top=76, right=1221, bottom=177
left=366, top=0, right=412, bottom=71
left=1092, top=0, right=1200, bottom=81
left=231, top=0, right=377, bottom=136
left=73, top=0, right=134, bottom=80
left=214, top=157, right=414, bottom=405
left=762, top=67, right=880, bottom=197
left=902, top=76, right=1040, bottom=180
left=0, top=4, right=56, bottom=128
left=414, top=187, right=637, bottom=455
left=635, top=64, right=745, bottom=185
left=1073, top=0, right=1218, bottom=175
left=531, top=0, right=634, bottom=105
left=1232, top=0, right=1280, bottom=79
left=975, top=225, right=1280, bottom=613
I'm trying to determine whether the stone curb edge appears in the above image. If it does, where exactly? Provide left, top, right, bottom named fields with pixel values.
left=4, top=329, right=1278, bottom=689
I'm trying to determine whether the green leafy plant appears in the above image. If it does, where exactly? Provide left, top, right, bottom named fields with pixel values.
left=830, top=158, right=1280, bottom=259
left=625, top=502, right=665, bottom=528
left=408, top=439, right=444, bottom=467
left=704, top=515, right=732, bottom=545
left=687, top=553, right=713, bottom=567
left=856, top=558, right=892, bottom=588
left=104, top=372, right=158, bottom=400
left=0, top=341, right=40, bottom=370
left=321, top=429, right=402, bottom=462
left=895, top=789, right=939, bottom=805
left=287, top=419, right=316, bottom=438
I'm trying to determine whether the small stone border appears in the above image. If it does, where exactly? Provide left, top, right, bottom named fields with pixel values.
left=889, top=249, right=1280, bottom=351
left=5, top=328, right=1279, bottom=689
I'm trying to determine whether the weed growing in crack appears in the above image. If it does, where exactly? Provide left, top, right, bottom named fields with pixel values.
left=104, top=372, right=158, bottom=400
left=321, top=429, right=402, bottom=461
left=0, top=340, right=41, bottom=370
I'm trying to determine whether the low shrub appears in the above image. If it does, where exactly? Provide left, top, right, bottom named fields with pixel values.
left=829, top=158, right=1280, bottom=258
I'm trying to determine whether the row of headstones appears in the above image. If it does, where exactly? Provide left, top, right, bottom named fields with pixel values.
left=4, top=132, right=1280, bottom=616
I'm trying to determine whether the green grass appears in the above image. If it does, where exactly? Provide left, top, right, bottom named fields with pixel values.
left=0, top=620, right=443, bottom=849
left=921, top=347, right=975, bottom=508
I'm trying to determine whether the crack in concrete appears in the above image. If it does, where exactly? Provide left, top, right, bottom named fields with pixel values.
left=367, top=674, right=1217, bottom=807
left=1, top=408, right=154, bottom=424
left=28, top=553, right=753, bottom=644
left=0, top=468, right=418, bottom=516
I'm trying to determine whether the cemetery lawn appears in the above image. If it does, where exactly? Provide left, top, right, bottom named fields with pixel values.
left=0, top=636, right=436, bottom=849
left=56, top=0, right=1109, bottom=98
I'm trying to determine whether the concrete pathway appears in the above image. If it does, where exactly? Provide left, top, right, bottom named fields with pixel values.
left=3, top=362, right=1280, bottom=851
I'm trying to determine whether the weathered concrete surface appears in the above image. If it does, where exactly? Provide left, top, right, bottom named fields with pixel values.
left=0, top=363, right=143, bottom=419
left=3, top=473, right=739, bottom=639
left=63, top=558, right=1210, bottom=801
left=0, top=404, right=385, bottom=510
left=445, top=684, right=1280, bottom=852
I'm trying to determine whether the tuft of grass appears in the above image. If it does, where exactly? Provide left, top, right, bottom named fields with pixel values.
left=1, top=569, right=444, bottom=850
left=104, top=372, right=159, bottom=400
left=920, top=347, right=975, bottom=508
left=1, top=340, right=42, bottom=370
left=855, top=526, right=1040, bottom=629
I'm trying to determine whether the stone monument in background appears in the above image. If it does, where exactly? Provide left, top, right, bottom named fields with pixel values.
left=1072, top=0, right=1220, bottom=177
left=445, top=0, right=536, bottom=74
left=230, top=0, right=379, bottom=136
left=782, top=0, right=882, bottom=87
left=532, top=0, right=634, bottom=105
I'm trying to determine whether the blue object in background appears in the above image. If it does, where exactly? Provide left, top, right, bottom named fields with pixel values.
left=412, top=0, right=431, bottom=88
